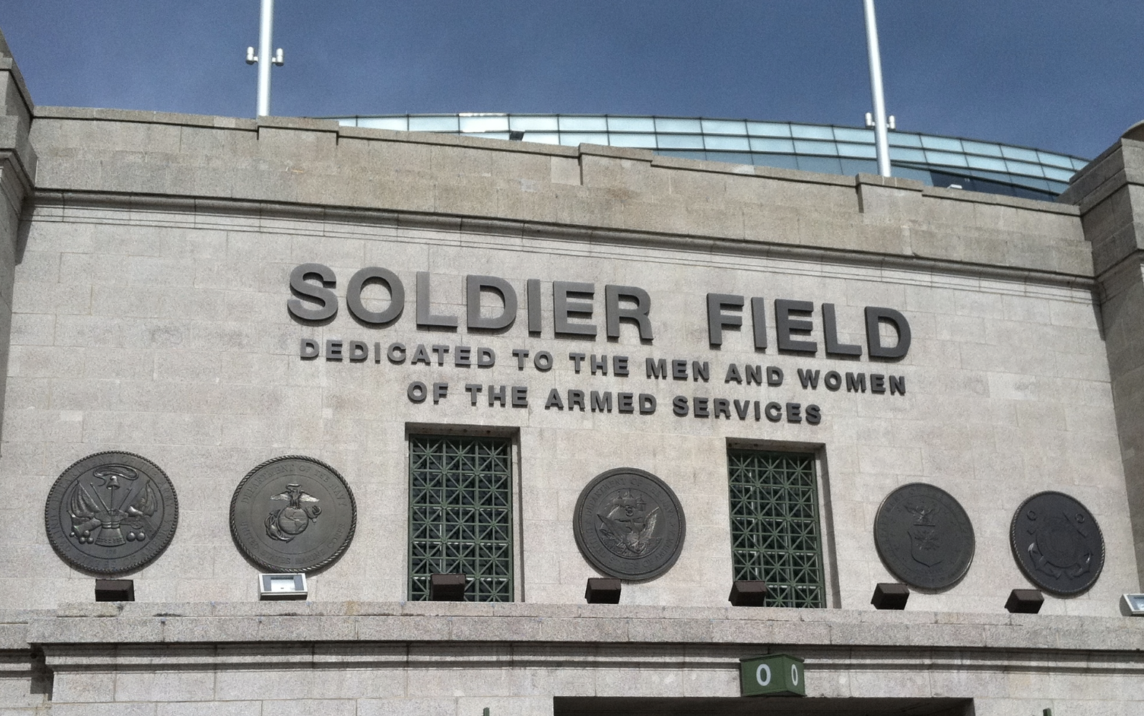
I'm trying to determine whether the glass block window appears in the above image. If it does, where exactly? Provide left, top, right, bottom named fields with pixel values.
left=728, top=450, right=825, bottom=608
left=408, top=435, right=513, bottom=602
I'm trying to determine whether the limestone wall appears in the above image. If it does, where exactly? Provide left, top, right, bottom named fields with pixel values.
left=0, top=109, right=1129, bottom=616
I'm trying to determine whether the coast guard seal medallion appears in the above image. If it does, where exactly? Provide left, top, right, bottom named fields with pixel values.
left=573, top=468, right=685, bottom=581
left=230, top=456, right=356, bottom=573
left=1010, top=491, right=1104, bottom=596
left=874, top=483, right=975, bottom=591
left=45, top=452, right=179, bottom=574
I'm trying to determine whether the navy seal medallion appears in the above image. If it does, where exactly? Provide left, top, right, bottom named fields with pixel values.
left=1010, top=491, right=1104, bottom=596
left=573, top=468, right=685, bottom=581
left=45, top=451, right=179, bottom=574
left=874, top=483, right=975, bottom=591
left=230, top=456, right=357, bottom=573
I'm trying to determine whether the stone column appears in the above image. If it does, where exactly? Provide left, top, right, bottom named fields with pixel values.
left=1061, top=125, right=1144, bottom=589
left=0, top=29, right=36, bottom=448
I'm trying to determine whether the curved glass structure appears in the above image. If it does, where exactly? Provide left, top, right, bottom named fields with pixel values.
left=328, top=113, right=1087, bottom=201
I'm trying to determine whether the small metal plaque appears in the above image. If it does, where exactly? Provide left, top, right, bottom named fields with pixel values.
left=1010, top=491, right=1104, bottom=596
left=873, top=483, right=974, bottom=591
left=45, top=452, right=179, bottom=575
left=740, top=654, right=806, bottom=697
left=573, top=467, right=685, bottom=581
left=230, top=456, right=357, bottom=573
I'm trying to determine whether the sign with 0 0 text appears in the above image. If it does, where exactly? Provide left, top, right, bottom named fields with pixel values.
left=739, top=654, right=806, bottom=697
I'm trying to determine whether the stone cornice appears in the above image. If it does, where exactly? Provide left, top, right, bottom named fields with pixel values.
left=11, top=602, right=1143, bottom=655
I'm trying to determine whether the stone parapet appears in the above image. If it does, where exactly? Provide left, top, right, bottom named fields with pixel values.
left=25, top=107, right=1089, bottom=280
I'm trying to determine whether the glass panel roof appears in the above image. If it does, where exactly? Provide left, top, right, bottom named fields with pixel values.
left=702, top=119, right=748, bottom=135
left=610, top=133, right=657, bottom=149
left=355, top=117, right=407, bottom=131
left=608, top=116, right=655, bottom=133
left=655, top=117, right=703, bottom=133
left=833, top=127, right=875, bottom=143
left=522, top=132, right=560, bottom=145
left=658, top=134, right=705, bottom=150
left=559, top=116, right=607, bottom=132
left=750, top=137, right=795, bottom=153
left=791, top=124, right=834, bottom=140
left=747, top=122, right=792, bottom=138
left=559, top=132, right=608, bottom=146
left=509, top=116, right=558, bottom=131
left=408, top=115, right=459, bottom=132
left=459, top=115, right=509, bottom=133
left=705, top=135, right=750, bottom=151
left=318, top=113, right=1087, bottom=201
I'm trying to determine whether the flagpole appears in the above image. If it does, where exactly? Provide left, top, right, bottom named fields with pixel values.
left=246, top=0, right=284, bottom=117
left=863, top=0, right=892, bottom=177
left=257, top=0, right=274, bottom=116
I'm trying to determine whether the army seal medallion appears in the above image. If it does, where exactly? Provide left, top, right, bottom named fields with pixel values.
left=230, top=456, right=356, bottom=573
left=1010, top=491, right=1104, bottom=596
left=874, top=483, right=975, bottom=591
left=45, top=451, right=179, bottom=574
left=573, top=468, right=685, bottom=581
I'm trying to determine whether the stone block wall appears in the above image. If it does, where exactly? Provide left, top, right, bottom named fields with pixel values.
left=0, top=106, right=1130, bottom=615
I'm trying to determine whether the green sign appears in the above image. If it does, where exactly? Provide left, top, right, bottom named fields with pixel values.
left=739, top=654, right=805, bottom=697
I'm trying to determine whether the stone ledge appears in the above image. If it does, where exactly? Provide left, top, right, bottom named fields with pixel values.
left=923, top=184, right=1080, bottom=215
left=257, top=115, right=340, bottom=133
left=337, top=124, right=581, bottom=157
left=651, top=153, right=853, bottom=187
left=856, top=173, right=925, bottom=192
left=15, top=603, right=1144, bottom=653
left=579, top=143, right=654, bottom=162
left=33, top=106, right=258, bottom=130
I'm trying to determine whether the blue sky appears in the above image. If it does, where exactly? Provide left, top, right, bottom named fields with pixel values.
left=1, top=1, right=1140, bottom=159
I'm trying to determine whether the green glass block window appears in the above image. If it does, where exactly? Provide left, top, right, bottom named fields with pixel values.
left=728, top=450, right=825, bottom=608
left=408, top=435, right=514, bottom=602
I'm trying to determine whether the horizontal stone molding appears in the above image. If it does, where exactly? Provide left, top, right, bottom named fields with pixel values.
left=27, top=190, right=1098, bottom=295
left=12, top=602, right=1144, bottom=655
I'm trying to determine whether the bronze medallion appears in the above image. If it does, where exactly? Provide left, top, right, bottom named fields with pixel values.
left=573, top=467, right=685, bottom=581
left=45, top=451, right=179, bottom=574
left=1010, top=491, right=1104, bottom=596
left=230, top=456, right=357, bottom=573
left=874, top=483, right=975, bottom=591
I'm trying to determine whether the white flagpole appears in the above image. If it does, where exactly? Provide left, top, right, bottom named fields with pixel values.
left=246, top=0, right=284, bottom=117
left=257, top=0, right=274, bottom=116
left=863, top=0, right=892, bottom=177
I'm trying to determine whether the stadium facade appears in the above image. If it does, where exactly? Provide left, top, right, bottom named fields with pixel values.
left=1, top=28, right=1143, bottom=716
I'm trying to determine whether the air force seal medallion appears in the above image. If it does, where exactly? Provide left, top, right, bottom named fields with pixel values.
left=1010, top=491, right=1104, bottom=596
left=230, top=456, right=357, bottom=573
left=45, top=452, right=179, bottom=574
left=874, top=483, right=975, bottom=591
left=573, top=468, right=685, bottom=581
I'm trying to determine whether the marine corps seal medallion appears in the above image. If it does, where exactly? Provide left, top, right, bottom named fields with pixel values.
left=45, top=451, right=179, bottom=574
left=230, top=456, right=357, bottom=573
left=573, top=468, right=685, bottom=581
left=1010, top=491, right=1104, bottom=596
left=874, top=483, right=975, bottom=591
